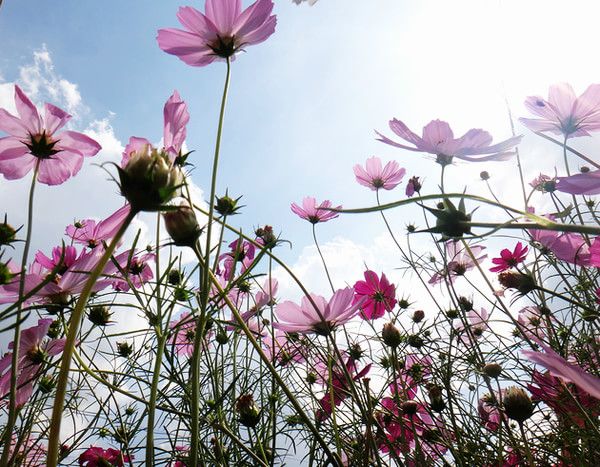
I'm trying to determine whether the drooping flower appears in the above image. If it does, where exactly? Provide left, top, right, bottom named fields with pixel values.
left=405, top=176, right=421, bottom=197
left=489, top=242, right=528, bottom=273
left=65, top=204, right=131, bottom=250
left=0, top=318, right=65, bottom=406
left=353, top=156, right=406, bottom=191
left=0, top=85, right=101, bottom=185
left=274, top=288, right=363, bottom=336
left=520, top=83, right=600, bottom=138
left=429, top=241, right=487, bottom=285
left=157, top=0, right=277, bottom=67
left=376, top=119, right=521, bottom=165
left=290, top=197, right=341, bottom=224
left=78, top=446, right=131, bottom=467
left=352, top=270, right=396, bottom=320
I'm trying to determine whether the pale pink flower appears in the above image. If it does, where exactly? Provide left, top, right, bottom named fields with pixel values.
left=376, top=119, right=521, bottom=164
left=0, top=85, right=101, bottom=185
left=520, top=83, right=600, bottom=138
left=121, top=90, right=189, bottom=167
left=517, top=306, right=551, bottom=341
left=353, top=156, right=406, bottom=191
left=429, top=241, right=487, bottom=285
left=65, top=204, right=131, bottom=249
left=290, top=197, right=341, bottom=224
left=455, top=308, right=489, bottom=344
left=109, top=250, right=155, bottom=292
left=169, top=312, right=199, bottom=357
left=6, top=436, right=47, bottom=466
left=556, top=169, right=600, bottom=195
left=218, top=239, right=256, bottom=280
left=274, top=288, right=363, bottom=336
left=523, top=344, right=600, bottom=400
left=529, top=227, right=592, bottom=266
left=0, top=318, right=65, bottom=406
left=157, top=0, right=276, bottom=67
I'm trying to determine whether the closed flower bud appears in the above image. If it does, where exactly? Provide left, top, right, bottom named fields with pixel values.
left=0, top=218, right=18, bottom=246
left=427, top=384, right=446, bottom=412
left=581, top=166, right=590, bottom=173
left=412, top=309, right=425, bottom=323
left=382, top=322, right=402, bottom=348
left=236, top=394, right=261, bottom=428
left=498, top=271, right=536, bottom=294
left=167, top=269, right=182, bottom=285
left=0, top=262, right=14, bottom=286
left=88, top=305, right=113, bottom=326
left=483, top=362, right=503, bottom=379
left=458, top=296, right=473, bottom=311
left=39, top=376, right=56, bottom=394
left=401, top=400, right=419, bottom=416
left=117, top=341, right=133, bottom=358
left=480, top=171, right=490, bottom=180
left=163, top=203, right=202, bottom=248
left=255, top=225, right=277, bottom=248
left=407, top=334, right=424, bottom=348
left=398, top=298, right=410, bottom=309
left=214, top=192, right=243, bottom=216
left=503, top=387, right=533, bottom=423
left=118, top=145, right=183, bottom=212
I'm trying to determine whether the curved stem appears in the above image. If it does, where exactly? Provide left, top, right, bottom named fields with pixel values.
left=46, top=210, right=136, bottom=466
left=0, top=163, right=38, bottom=467
left=312, top=224, right=334, bottom=292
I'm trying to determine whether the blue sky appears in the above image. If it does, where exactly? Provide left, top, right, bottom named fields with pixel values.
left=2, top=0, right=600, bottom=297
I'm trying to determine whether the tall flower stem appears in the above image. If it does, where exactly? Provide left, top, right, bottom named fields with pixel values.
left=312, top=224, right=335, bottom=292
left=46, top=209, right=136, bottom=467
left=0, top=163, right=38, bottom=467
left=189, top=56, right=231, bottom=467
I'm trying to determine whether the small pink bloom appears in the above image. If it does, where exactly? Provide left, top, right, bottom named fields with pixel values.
left=529, top=173, right=556, bottom=192
left=0, top=319, right=65, bottom=406
left=121, top=91, right=189, bottom=167
left=353, top=270, right=396, bottom=320
left=353, top=156, right=406, bottom=191
left=489, top=242, right=528, bottom=273
left=79, top=446, right=131, bottom=467
left=455, top=308, right=489, bottom=344
left=169, top=312, right=209, bottom=357
left=517, top=306, right=552, bottom=341
left=520, top=83, right=600, bottom=138
left=218, top=239, right=256, bottom=280
left=405, top=176, right=421, bottom=197
left=274, top=288, right=363, bottom=336
left=157, top=0, right=277, bottom=67
left=290, top=197, right=341, bottom=224
left=66, top=204, right=131, bottom=249
left=0, top=85, right=101, bottom=185
left=109, top=250, right=155, bottom=292
left=376, top=118, right=521, bottom=164
left=478, top=393, right=505, bottom=431
left=429, top=241, right=487, bottom=285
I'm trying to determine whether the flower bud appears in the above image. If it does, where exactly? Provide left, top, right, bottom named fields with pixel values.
left=458, top=296, right=473, bottom=311
left=503, top=387, right=533, bottom=423
left=480, top=171, right=490, bottom=180
left=412, top=309, right=425, bottom=323
left=498, top=271, right=536, bottom=294
left=427, top=384, right=446, bottom=412
left=0, top=218, right=17, bottom=246
left=167, top=269, right=182, bottom=285
left=0, top=261, right=15, bottom=286
left=381, top=322, right=402, bottom=348
left=581, top=166, right=590, bottom=173
left=407, top=334, right=424, bottom=348
left=236, top=394, right=261, bottom=428
left=401, top=400, right=419, bottom=416
left=255, top=225, right=277, bottom=248
left=117, top=341, right=133, bottom=358
left=118, top=145, right=183, bottom=212
left=163, top=203, right=202, bottom=248
left=88, top=305, right=113, bottom=326
left=214, top=192, right=243, bottom=216
left=483, top=362, right=503, bottom=379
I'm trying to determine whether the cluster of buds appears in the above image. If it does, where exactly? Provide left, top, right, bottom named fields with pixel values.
left=118, top=145, right=183, bottom=212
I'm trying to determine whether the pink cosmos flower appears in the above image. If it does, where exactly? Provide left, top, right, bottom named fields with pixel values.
left=78, top=446, right=131, bottom=467
left=352, top=270, right=396, bottom=320
left=109, top=250, right=155, bottom=292
left=290, top=197, right=341, bottom=224
left=6, top=436, right=47, bottom=466
left=0, top=318, right=65, bottom=407
left=218, top=239, right=256, bottom=280
left=353, top=156, right=406, bottom=191
left=274, top=288, right=363, bottom=336
left=556, top=169, right=600, bottom=195
left=529, top=173, right=556, bottom=192
left=489, top=242, right=528, bottom=273
left=157, top=0, right=276, bottom=67
left=314, top=355, right=371, bottom=421
left=517, top=306, right=552, bottom=341
left=169, top=312, right=201, bottom=357
left=478, top=393, right=505, bottom=432
left=66, top=204, right=131, bottom=249
left=520, top=83, right=600, bottom=138
left=405, top=176, right=421, bottom=197
left=0, top=85, right=101, bottom=185
left=121, top=91, right=189, bottom=167
left=529, top=227, right=592, bottom=266
left=454, top=308, right=489, bottom=344
left=376, top=119, right=521, bottom=165
left=429, top=241, right=487, bottom=285
left=523, top=344, right=600, bottom=401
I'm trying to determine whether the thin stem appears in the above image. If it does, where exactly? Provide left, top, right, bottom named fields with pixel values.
left=46, top=210, right=136, bottom=466
left=0, top=163, right=38, bottom=467
left=312, top=224, right=335, bottom=292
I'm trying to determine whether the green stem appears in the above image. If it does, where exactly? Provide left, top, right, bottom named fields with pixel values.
left=46, top=209, right=136, bottom=466
left=0, top=163, right=38, bottom=467
left=312, top=224, right=334, bottom=292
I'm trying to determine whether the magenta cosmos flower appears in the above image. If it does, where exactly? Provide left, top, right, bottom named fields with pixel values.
left=290, top=197, right=341, bottom=224
left=490, top=242, right=528, bottom=273
left=157, top=0, right=276, bottom=67
left=274, top=288, right=363, bottom=336
left=353, top=156, right=406, bottom=191
left=520, top=83, right=600, bottom=138
left=353, top=270, right=397, bottom=320
left=376, top=119, right=521, bottom=165
left=79, top=446, right=131, bottom=467
left=0, top=318, right=65, bottom=407
left=0, top=85, right=101, bottom=185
